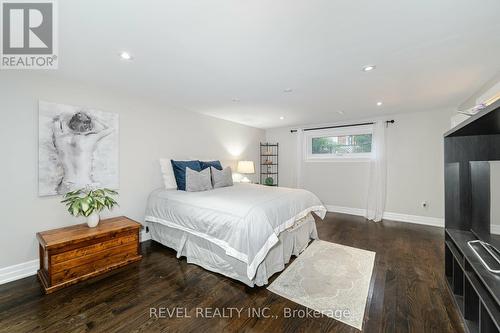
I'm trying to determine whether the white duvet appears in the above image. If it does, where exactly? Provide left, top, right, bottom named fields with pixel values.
left=145, top=183, right=326, bottom=280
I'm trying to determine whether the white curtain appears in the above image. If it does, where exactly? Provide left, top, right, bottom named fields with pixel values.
left=365, top=121, right=387, bottom=222
left=295, top=129, right=304, bottom=188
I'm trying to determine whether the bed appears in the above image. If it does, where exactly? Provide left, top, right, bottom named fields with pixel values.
left=145, top=183, right=326, bottom=286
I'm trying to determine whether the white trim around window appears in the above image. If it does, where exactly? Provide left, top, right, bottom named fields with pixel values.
left=304, top=124, right=374, bottom=162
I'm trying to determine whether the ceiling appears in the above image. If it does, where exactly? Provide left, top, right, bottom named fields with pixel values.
left=51, top=0, right=500, bottom=128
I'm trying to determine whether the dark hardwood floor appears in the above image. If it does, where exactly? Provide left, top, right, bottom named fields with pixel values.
left=0, top=213, right=465, bottom=333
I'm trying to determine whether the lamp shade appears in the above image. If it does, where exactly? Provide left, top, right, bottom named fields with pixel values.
left=237, top=160, right=255, bottom=174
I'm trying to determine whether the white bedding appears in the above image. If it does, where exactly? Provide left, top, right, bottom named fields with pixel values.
left=145, top=183, right=326, bottom=280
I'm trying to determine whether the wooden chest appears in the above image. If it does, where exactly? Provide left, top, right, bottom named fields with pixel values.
left=36, top=216, right=142, bottom=294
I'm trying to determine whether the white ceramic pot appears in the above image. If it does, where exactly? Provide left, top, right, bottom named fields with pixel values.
left=86, top=212, right=100, bottom=228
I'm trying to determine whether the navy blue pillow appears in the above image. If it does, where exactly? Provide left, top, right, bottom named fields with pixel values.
left=200, top=160, right=223, bottom=171
left=170, top=160, right=202, bottom=191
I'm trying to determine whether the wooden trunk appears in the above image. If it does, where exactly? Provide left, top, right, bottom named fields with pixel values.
left=36, top=216, right=142, bottom=294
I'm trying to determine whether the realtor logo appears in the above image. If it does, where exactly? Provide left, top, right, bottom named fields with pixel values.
left=1, top=0, right=58, bottom=69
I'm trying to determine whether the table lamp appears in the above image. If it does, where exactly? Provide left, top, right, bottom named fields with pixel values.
left=237, top=161, right=255, bottom=183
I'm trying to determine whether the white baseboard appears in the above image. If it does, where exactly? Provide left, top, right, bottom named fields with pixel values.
left=382, top=211, right=444, bottom=227
left=325, top=205, right=366, bottom=217
left=325, top=205, right=444, bottom=227
left=0, top=259, right=39, bottom=285
left=0, top=231, right=152, bottom=286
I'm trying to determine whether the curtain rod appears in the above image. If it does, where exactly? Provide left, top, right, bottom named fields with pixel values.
left=290, top=120, right=395, bottom=133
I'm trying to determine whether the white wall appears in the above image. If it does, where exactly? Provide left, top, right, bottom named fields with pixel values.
left=459, top=72, right=500, bottom=111
left=266, top=108, right=453, bottom=220
left=490, top=162, right=500, bottom=233
left=0, top=72, right=265, bottom=269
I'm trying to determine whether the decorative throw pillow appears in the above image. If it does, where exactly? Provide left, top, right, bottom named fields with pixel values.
left=200, top=160, right=223, bottom=171
left=159, top=159, right=178, bottom=190
left=186, top=167, right=213, bottom=192
left=211, top=166, right=234, bottom=188
left=171, top=160, right=202, bottom=191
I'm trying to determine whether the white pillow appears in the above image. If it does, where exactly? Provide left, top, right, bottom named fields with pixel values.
left=159, top=159, right=177, bottom=190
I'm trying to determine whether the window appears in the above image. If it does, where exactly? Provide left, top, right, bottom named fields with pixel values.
left=305, top=125, right=373, bottom=161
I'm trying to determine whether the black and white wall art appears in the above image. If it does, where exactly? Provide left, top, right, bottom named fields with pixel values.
left=38, top=101, right=119, bottom=196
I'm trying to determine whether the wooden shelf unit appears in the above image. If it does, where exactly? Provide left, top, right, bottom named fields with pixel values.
left=260, top=143, right=279, bottom=186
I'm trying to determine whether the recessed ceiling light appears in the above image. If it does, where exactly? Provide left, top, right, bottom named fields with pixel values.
left=120, top=51, right=132, bottom=60
left=377, top=101, right=383, bottom=106
left=362, top=65, right=376, bottom=72
left=232, top=98, right=240, bottom=102
left=283, top=88, right=293, bottom=93
left=337, top=111, right=345, bottom=115
left=279, top=116, right=285, bottom=120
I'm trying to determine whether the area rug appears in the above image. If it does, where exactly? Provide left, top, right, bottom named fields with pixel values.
left=267, top=240, right=376, bottom=330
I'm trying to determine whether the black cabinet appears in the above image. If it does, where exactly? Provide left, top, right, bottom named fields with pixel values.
left=444, top=100, right=500, bottom=333
left=445, top=230, right=500, bottom=333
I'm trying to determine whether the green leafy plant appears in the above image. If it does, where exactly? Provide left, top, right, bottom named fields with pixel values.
left=61, top=188, right=118, bottom=217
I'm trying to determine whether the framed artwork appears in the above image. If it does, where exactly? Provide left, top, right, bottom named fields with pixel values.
left=38, top=100, right=119, bottom=196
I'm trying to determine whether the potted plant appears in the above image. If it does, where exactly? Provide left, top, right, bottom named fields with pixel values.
left=61, top=187, right=118, bottom=227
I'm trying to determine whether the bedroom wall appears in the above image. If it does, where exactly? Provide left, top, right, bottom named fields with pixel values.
left=265, top=108, right=453, bottom=222
left=490, top=162, right=500, bottom=233
left=458, top=72, right=500, bottom=111
left=0, top=71, right=265, bottom=270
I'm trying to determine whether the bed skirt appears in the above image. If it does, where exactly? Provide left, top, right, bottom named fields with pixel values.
left=147, top=213, right=318, bottom=287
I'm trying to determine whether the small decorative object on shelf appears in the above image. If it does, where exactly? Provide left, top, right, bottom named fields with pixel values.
left=61, top=186, right=118, bottom=228
left=263, top=148, right=273, bottom=156
left=260, top=142, right=278, bottom=186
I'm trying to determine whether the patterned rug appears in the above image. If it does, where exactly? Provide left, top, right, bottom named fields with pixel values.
left=268, top=240, right=376, bottom=330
